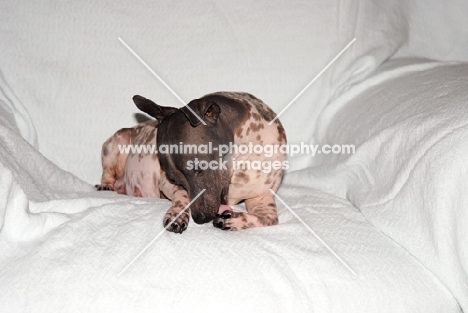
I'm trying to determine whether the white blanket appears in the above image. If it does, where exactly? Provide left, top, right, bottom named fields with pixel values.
left=0, top=94, right=460, bottom=312
left=286, top=58, right=468, bottom=311
left=1, top=1, right=466, bottom=310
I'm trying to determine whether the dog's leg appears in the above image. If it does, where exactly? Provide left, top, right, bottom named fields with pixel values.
left=96, top=128, right=132, bottom=192
left=213, top=194, right=278, bottom=231
left=159, top=171, right=190, bottom=234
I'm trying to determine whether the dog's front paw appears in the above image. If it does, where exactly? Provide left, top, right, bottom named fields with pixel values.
left=163, top=209, right=190, bottom=234
left=213, top=211, right=243, bottom=231
left=95, top=184, right=115, bottom=191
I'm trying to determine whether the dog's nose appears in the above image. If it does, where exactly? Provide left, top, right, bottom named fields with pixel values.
left=193, top=212, right=207, bottom=224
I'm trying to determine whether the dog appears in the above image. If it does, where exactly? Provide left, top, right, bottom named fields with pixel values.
left=97, top=92, right=287, bottom=233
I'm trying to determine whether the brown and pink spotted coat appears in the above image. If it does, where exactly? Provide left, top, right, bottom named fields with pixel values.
left=97, top=92, right=286, bottom=233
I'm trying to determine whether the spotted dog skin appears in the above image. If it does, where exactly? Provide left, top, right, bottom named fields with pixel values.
left=96, top=99, right=190, bottom=234
left=137, top=92, right=287, bottom=231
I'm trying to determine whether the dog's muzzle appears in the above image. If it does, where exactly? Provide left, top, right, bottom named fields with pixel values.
left=193, top=212, right=213, bottom=224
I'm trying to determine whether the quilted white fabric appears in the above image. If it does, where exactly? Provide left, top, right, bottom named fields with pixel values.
left=286, top=58, right=468, bottom=311
left=0, top=112, right=459, bottom=311
left=0, top=0, right=407, bottom=183
left=1, top=1, right=466, bottom=312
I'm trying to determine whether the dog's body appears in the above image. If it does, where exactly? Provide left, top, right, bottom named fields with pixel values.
left=97, top=120, right=191, bottom=233
left=98, top=120, right=159, bottom=197
left=97, top=92, right=286, bottom=233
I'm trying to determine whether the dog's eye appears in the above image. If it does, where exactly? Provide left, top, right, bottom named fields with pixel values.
left=192, top=161, right=205, bottom=175
left=193, top=163, right=203, bottom=175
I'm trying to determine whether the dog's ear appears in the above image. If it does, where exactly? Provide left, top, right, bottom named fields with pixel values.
left=180, top=99, right=220, bottom=127
left=132, top=95, right=177, bottom=122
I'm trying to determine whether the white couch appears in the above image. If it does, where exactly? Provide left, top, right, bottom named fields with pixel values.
left=1, top=1, right=467, bottom=312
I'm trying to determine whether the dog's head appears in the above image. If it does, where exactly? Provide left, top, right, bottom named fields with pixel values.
left=133, top=95, right=245, bottom=224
